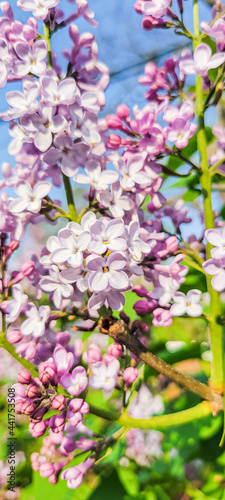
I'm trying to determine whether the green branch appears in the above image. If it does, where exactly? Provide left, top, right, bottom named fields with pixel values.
left=193, top=0, right=224, bottom=392
left=0, top=337, right=38, bottom=378
left=89, top=402, right=212, bottom=430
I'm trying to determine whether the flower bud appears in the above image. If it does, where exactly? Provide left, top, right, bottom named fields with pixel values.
left=133, top=299, right=155, bottom=317
left=48, top=473, right=58, bottom=484
left=106, top=114, right=122, bottom=129
left=22, top=400, right=37, bottom=415
left=123, top=367, right=139, bottom=385
left=7, top=330, right=23, bottom=344
left=39, top=361, right=57, bottom=386
left=2, top=162, right=12, bottom=179
left=132, top=285, right=149, bottom=298
left=17, top=368, right=31, bottom=385
left=25, top=384, right=41, bottom=399
left=21, top=261, right=35, bottom=276
left=134, top=0, right=143, bottom=13
left=40, top=462, right=55, bottom=478
left=29, top=421, right=47, bottom=438
left=51, top=395, right=66, bottom=411
left=30, top=407, right=48, bottom=423
left=107, top=343, right=123, bottom=358
left=108, top=134, right=121, bottom=149
left=49, top=414, right=65, bottom=433
left=116, top=104, right=130, bottom=119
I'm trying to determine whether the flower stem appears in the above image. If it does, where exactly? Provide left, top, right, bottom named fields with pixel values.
left=43, top=24, right=53, bottom=69
left=62, top=174, right=77, bottom=221
left=89, top=402, right=212, bottom=430
left=193, top=0, right=224, bottom=392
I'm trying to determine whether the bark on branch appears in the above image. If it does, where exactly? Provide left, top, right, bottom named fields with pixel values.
left=107, top=320, right=224, bottom=411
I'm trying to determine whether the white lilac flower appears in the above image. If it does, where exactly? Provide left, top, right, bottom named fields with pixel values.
left=9, top=181, right=51, bottom=214
left=125, top=221, right=151, bottom=262
left=170, top=290, right=203, bottom=317
left=74, top=160, right=118, bottom=190
left=87, top=253, right=129, bottom=292
left=97, top=181, right=134, bottom=217
left=39, top=265, right=74, bottom=308
left=89, top=359, right=120, bottom=392
left=2, top=284, right=28, bottom=324
left=205, top=227, right=225, bottom=260
left=21, top=304, right=51, bottom=337
left=150, top=275, right=180, bottom=307
left=50, top=228, right=91, bottom=268
left=88, top=217, right=127, bottom=254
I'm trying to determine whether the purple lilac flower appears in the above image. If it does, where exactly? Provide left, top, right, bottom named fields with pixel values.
left=205, top=228, right=225, bottom=259
left=60, top=366, right=88, bottom=396
left=22, top=104, right=67, bottom=152
left=87, top=253, right=129, bottom=292
left=170, top=290, right=202, bottom=317
left=53, top=345, right=74, bottom=378
left=115, top=153, right=151, bottom=191
left=0, top=38, right=12, bottom=88
left=88, top=287, right=125, bottom=312
left=17, top=0, right=61, bottom=20
left=1, top=284, right=28, bottom=323
left=39, top=265, right=74, bottom=308
left=20, top=304, right=51, bottom=337
left=43, top=134, right=89, bottom=177
left=41, top=76, right=78, bottom=106
left=97, top=181, right=134, bottom=217
left=150, top=275, right=180, bottom=306
left=203, top=258, right=225, bottom=292
left=166, top=118, right=197, bottom=149
left=8, top=121, right=33, bottom=155
left=152, top=308, right=172, bottom=327
left=50, top=228, right=91, bottom=268
left=9, top=181, right=51, bottom=214
left=2, top=81, right=39, bottom=120
left=201, top=19, right=225, bottom=51
left=13, top=40, right=47, bottom=77
left=142, top=0, right=171, bottom=18
left=69, top=105, right=101, bottom=145
left=180, top=43, right=225, bottom=77
left=125, top=221, right=151, bottom=262
left=61, top=458, right=94, bottom=490
left=89, top=358, right=120, bottom=391
left=163, top=100, right=194, bottom=124
left=88, top=218, right=127, bottom=254
left=74, top=160, right=118, bottom=189
left=66, top=399, right=89, bottom=426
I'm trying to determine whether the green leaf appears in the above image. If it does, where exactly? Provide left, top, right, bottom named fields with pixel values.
left=117, top=466, right=140, bottom=496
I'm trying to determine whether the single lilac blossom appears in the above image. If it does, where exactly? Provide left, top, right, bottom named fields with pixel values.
left=89, top=359, right=120, bottom=391
left=87, top=253, right=129, bottom=292
left=60, top=366, right=88, bottom=396
left=20, top=304, right=50, bottom=337
left=39, top=265, right=74, bottom=308
left=170, top=290, right=202, bottom=317
left=180, top=43, right=225, bottom=77
left=88, top=218, right=127, bottom=254
left=43, top=134, right=89, bottom=177
left=166, top=118, right=197, bottom=149
left=205, top=228, right=225, bottom=260
left=203, top=258, right=225, bottom=292
left=1, top=284, right=28, bottom=324
left=9, top=181, right=51, bottom=214
left=13, top=40, right=47, bottom=77
left=142, top=0, right=171, bottom=18
left=53, top=345, right=74, bottom=378
left=17, top=0, right=61, bottom=20
left=74, top=160, right=118, bottom=190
